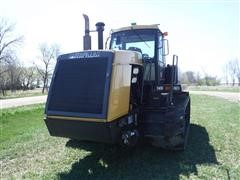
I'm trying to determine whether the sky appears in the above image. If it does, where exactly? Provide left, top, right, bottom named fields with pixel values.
left=0, top=0, right=239, bottom=79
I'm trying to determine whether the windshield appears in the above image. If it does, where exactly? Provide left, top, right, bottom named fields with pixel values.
left=110, top=29, right=156, bottom=58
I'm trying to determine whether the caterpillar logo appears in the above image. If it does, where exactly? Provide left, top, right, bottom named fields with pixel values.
left=68, top=51, right=100, bottom=59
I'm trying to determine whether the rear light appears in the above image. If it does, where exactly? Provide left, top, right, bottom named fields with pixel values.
left=164, top=85, right=172, bottom=91
left=157, top=85, right=181, bottom=91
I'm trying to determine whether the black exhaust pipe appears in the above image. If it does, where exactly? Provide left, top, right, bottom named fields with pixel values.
left=95, top=22, right=105, bottom=50
left=83, top=14, right=91, bottom=50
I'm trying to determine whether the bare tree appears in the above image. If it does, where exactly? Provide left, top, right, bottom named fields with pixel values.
left=0, top=18, right=23, bottom=74
left=201, top=67, right=211, bottom=86
left=20, top=66, right=38, bottom=90
left=223, top=63, right=229, bottom=85
left=228, top=59, right=238, bottom=86
left=180, top=71, right=196, bottom=84
left=0, top=65, right=10, bottom=96
left=8, top=59, right=23, bottom=91
left=36, top=43, right=60, bottom=93
left=196, top=72, right=203, bottom=85
left=0, top=58, right=23, bottom=95
left=0, top=18, right=23, bottom=95
left=200, top=67, right=220, bottom=86
left=235, top=58, right=240, bottom=86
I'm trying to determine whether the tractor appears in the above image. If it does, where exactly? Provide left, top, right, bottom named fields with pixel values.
left=44, top=14, right=190, bottom=150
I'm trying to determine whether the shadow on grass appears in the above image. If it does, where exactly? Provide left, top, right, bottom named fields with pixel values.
left=58, top=124, right=217, bottom=180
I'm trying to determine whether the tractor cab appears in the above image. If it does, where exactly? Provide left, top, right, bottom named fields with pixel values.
left=109, top=25, right=179, bottom=108
left=110, top=25, right=169, bottom=84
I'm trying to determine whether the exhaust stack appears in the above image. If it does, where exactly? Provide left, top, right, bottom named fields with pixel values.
left=95, top=22, right=105, bottom=50
left=83, top=14, right=91, bottom=50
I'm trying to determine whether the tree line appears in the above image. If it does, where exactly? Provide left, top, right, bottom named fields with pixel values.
left=180, top=71, right=220, bottom=86
left=0, top=18, right=59, bottom=96
left=181, top=58, right=240, bottom=86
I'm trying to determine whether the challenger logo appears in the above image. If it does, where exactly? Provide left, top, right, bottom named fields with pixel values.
left=68, top=51, right=100, bottom=59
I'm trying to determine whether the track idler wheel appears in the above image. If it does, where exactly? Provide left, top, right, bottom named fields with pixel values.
left=151, top=100, right=191, bottom=151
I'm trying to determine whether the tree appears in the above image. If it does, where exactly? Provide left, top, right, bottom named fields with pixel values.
left=204, top=75, right=220, bottom=86
left=180, top=71, right=196, bottom=84
left=20, top=66, right=38, bottom=90
left=199, top=68, right=220, bottom=86
left=0, top=65, right=10, bottom=96
left=234, top=58, right=240, bottom=86
left=228, top=59, right=238, bottom=86
left=195, top=72, right=204, bottom=85
left=223, top=63, right=229, bottom=85
left=0, top=18, right=23, bottom=74
left=0, top=18, right=23, bottom=95
left=36, top=43, right=60, bottom=93
left=0, top=59, right=23, bottom=95
left=8, top=59, right=23, bottom=91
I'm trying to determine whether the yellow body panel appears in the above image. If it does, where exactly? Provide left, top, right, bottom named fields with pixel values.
left=107, top=51, right=142, bottom=122
left=47, top=51, right=142, bottom=123
left=113, top=50, right=142, bottom=65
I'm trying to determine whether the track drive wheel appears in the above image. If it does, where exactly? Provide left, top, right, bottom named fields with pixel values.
left=174, top=99, right=191, bottom=151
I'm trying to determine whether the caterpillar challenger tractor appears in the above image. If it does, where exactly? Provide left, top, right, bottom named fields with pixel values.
left=44, top=15, right=190, bottom=150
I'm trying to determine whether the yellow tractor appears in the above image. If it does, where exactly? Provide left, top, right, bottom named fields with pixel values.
left=44, top=15, right=190, bottom=150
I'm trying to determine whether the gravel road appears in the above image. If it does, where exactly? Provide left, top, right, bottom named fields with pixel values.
left=190, top=91, right=240, bottom=102
left=0, top=91, right=239, bottom=109
left=1, top=95, right=47, bottom=109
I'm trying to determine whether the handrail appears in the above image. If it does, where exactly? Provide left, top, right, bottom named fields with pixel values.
left=170, top=54, right=178, bottom=105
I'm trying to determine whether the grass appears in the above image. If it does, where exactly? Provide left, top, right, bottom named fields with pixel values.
left=0, top=89, right=46, bottom=99
left=187, top=85, right=240, bottom=92
left=0, top=95, right=240, bottom=179
left=0, top=104, right=44, bottom=142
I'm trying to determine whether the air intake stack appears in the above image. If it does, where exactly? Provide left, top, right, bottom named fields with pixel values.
left=96, top=22, right=105, bottom=50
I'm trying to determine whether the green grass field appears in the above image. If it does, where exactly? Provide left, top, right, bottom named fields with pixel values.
left=0, top=95, right=239, bottom=179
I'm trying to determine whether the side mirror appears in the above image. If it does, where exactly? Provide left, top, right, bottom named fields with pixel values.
left=163, top=39, right=169, bottom=56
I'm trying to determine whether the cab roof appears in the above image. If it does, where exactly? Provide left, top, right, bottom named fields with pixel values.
left=111, top=24, right=161, bottom=33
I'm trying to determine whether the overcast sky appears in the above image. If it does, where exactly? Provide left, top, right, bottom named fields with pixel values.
left=0, top=0, right=239, bottom=78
